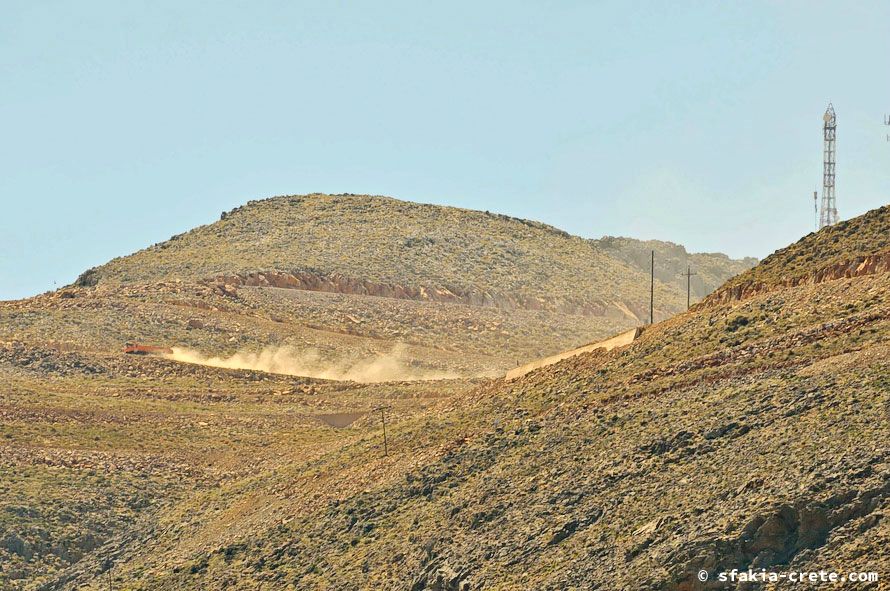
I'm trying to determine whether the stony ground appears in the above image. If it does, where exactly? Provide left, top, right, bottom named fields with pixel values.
left=0, top=346, right=479, bottom=589
left=60, top=264, right=884, bottom=591
left=1, top=202, right=887, bottom=590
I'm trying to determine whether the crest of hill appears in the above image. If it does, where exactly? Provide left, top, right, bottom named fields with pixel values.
left=75, top=193, right=752, bottom=313
left=706, top=204, right=890, bottom=303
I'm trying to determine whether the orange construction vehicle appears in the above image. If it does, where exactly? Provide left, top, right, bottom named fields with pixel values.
left=122, top=343, right=173, bottom=356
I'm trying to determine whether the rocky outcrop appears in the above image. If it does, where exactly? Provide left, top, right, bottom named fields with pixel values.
left=73, top=268, right=99, bottom=287
left=629, top=309, right=887, bottom=386
left=205, top=270, right=628, bottom=317
left=701, top=252, right=890, bottom=307
left=0, top=341, right=106, bottom=377
left=668, top=478, right=890, bottom=590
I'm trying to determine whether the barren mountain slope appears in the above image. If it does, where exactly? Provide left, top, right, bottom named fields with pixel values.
left=1, top=195, right=754, bottom=379
left=709, top=204, right=890, bottom=303
left=15, top=205, right=887, bottom=590
left=0, top=195, right=756, bottom=588
left=593, top=235, right=757, bottom=301
left=0, top=341, right=482, bottom=588
left=76, top=193, right=752, bottom=319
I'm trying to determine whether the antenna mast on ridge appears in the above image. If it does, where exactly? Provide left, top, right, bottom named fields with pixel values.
left=819, top=103, right=838, bottom=229
left=813, top=189, right=818, bottom=232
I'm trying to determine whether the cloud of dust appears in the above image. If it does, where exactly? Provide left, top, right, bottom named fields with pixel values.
left=164, top=344, right=461, bottom=383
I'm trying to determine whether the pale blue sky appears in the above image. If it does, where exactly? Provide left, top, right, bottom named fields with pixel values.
left=2, top=1, right=888, bottom=300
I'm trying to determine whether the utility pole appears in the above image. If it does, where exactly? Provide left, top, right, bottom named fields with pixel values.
left=649, top=250, right=654, bottom=325
left=682, top=265, right=697, bottom=310
left=375, top=406, right=389, bottom=457
left=885, top=114, right=889, bottom=142
left=813, top=189, right=818, bottom=232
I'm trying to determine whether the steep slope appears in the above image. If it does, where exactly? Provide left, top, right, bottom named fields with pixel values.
left=707, top=204, right=890, bottom=304
left=19, top=205, right=887, bottom=590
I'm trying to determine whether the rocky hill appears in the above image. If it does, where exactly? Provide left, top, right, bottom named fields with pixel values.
left=0, top=194, right=754, bottom=381
left=76, top=193, right=752, bottom=319
left=1, top=205, right=885, bottom=590
left=706, top=204, right=890, bottom=305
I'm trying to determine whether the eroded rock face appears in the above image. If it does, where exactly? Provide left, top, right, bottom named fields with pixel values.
left=703, top=253, right=890, bottom=307
left=410, top=562, right=473, bottom=591
left=668, top=481, right=889, bottom=590
left=205, top=270, right=624, bottom=317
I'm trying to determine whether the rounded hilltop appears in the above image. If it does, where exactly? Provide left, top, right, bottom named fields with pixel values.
left=76, top=192, right=754, bottom=320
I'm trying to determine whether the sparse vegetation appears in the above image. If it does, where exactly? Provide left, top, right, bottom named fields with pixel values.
left=714, top=204, right=890, bottom=295
left=84, top=193, right=753, bottom=319
left=1, top=199, right=887, bottom=590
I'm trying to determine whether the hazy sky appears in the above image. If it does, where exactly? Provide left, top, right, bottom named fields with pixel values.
left=2, top=1, right=888, bottom=300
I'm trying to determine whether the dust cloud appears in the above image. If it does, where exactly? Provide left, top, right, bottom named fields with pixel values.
left=163, top=344, right=460, bottom=383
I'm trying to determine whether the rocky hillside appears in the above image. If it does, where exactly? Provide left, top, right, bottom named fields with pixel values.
left=0, top=194, right=755, bottom=380
left=75, top=194, right=753, bottom=319
left=0, top=194, right=755, bottom=589
left=593, top=236, right=757, bottom=301
left=4, top=205, right=884, bottom=590
left=707, top=204, right=890, bottom=304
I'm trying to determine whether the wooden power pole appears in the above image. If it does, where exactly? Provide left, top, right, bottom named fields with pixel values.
left=649, top=250, right=654, bottom=325
left=379, top=407, right=388, bottom=457
left=682, top=265, right=697, bottom=310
